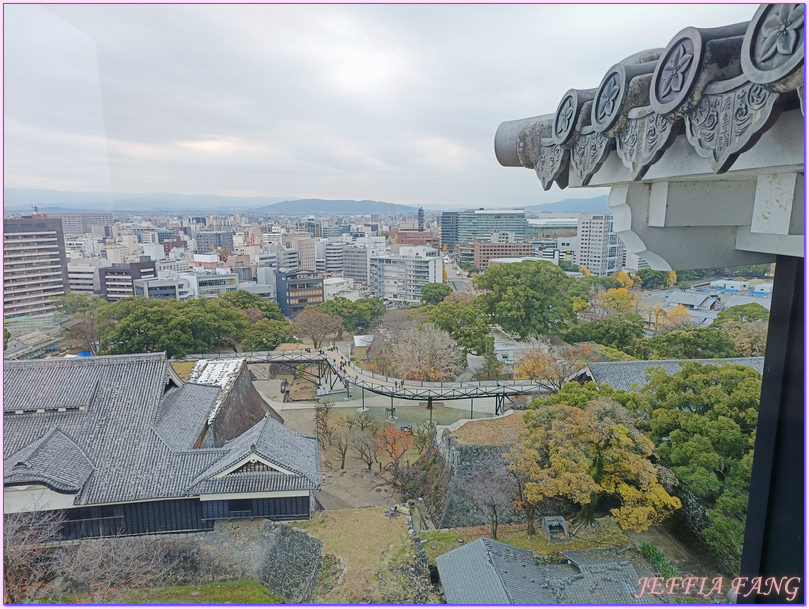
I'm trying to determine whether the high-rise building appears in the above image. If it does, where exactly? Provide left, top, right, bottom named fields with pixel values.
left=575, top=214, right=625, bottom=276
left=194, top=230, right=234, bottom=253
left=49, top=212, right=114, bottom=236
left=284, top=234, right=317, bottom=272
left=371, top=246, right=441, bottom=302
left=440, top=209, right=527, bottom=249
left=4, top=217, right=69, bottom=318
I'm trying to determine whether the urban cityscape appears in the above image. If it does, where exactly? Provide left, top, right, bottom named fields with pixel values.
left=3, top=2, right=803, bottom=606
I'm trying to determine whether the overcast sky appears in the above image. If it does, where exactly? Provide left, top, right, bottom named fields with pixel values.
left=4, top=3, right=756, bottom=208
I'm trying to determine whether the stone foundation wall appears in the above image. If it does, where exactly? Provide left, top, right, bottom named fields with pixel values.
left=430, top=427, right=521, bottom=529
left=152, top=518, right=322, bottom=601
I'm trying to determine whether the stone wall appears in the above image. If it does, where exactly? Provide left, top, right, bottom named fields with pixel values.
left=260, top=523, right=322, bottom=603
left=153, top=518, right=322, bottom=602
left=429, top=427, right=521, bottom=530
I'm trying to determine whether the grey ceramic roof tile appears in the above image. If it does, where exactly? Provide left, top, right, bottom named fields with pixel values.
left=438, top=539, right=671, bottom=604
left=4, top=427, right=94, bottom=493
left=588, top=357, right=764, bottom=392
left=436, top=538, right=511, bottom=605
left=4, top=353, right=319, bottom=507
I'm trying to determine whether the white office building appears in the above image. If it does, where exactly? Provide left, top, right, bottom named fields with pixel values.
left=371, top=246, right=441, bottom=302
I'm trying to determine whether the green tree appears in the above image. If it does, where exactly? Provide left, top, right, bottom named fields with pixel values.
left=54, top=294, right=108, bottom=354
left=426, top=300, right=493, bottom=355
left=54, top=293, right=107, bottom=317
left=646, top=327, right=737, bottom=359
left=636, top=269, right=668, bottom=289
left=564, top=312, right=645, bottom=351
left=522, top=399, right=680, bottom=531
left=475, top=349, right=505, bottom=380
left=713, top=303, right=770, bottom=328
left=98, top=297, right=250, bottom=358
left=318, top=297, right=386, bottom=338
left=99, top=298, right=199, bottom=358
left=473, top=261, right=576, bottom=339
left=3, top=327, right=10, bottom=351
left=220, top=290, right=285, bottom=321
left=420, top=283, right=453, bottom=305
left=242, top=319, right=297, bottom=351
left=643, top=361, right=761, bottom=570
left=558, top=259, right=577, bottom=272
left=566, top=275, right=622, bottom=301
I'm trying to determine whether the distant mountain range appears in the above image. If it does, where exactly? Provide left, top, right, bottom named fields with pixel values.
left=526, top=196, right=609, bottom=213
left=4, top=188, right=608, bottom=216
left=258, top=199, right=417, bottom=214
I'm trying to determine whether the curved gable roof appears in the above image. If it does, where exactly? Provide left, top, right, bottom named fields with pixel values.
left=4, top=427, right=94, bottom=494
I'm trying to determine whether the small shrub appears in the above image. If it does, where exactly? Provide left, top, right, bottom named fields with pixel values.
left=640, top=542, right=678, bottom=578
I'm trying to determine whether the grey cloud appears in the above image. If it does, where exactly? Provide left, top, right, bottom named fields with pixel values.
left=5, top=4, right=756, bottom=207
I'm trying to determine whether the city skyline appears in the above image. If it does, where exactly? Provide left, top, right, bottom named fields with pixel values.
left=5, top=3, right=754, bottom=208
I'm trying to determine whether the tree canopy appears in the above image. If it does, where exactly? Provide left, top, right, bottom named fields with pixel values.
left=98, top=297, right=249, bottom=359
left=643, top=361, right=761, bottom=569
left=425, top=300, right=492, bottom=355
left=219, top=290, right=285, bottom=321
left=317, top=297, right=386, bottom=338
left=522, top=399, right=680, bottom=531
left=564, top=312, right=645, bottom=351
left=392, top=323, right=465, bottom=381
left=420, top=282, right=453, bottom=305
left=473, top=261, right=576, bottom=339
left=645, top=327, right=737, bottom=359
left=291, top=309, right=343, bottom=348
left=713, top=303, right=770, bottom=328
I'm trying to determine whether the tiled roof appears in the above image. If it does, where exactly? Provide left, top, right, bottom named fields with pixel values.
left=436, top=538, right=511, bottom=605
left=4, top=353, right=319, bottom=507
left=588, top=358, right=764, bottom=393
left=154, top=383, right=221, bottom=450
left=437, top=538, right=665, bottom=604
left=4, top=428, right=94, bottom=493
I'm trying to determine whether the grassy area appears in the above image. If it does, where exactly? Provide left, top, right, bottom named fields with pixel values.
left=291, top=507, right=437, bottom=603
left=170, top=360, right=196, bottom=380
left=419, top=517, right=631, bottom=563
left=125, top=580, right=285, bottom=604
left=42, top=580, right=285, bottom=605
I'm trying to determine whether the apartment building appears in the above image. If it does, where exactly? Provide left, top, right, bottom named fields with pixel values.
left=3, top=217, right=69, bottom=318
left=575, top=214, right=624, bottom=277
left=276, top=270, right=324, bottom=317
left=371, top=245, right=441, bottom=302
left=67, top=258, right=112, bottom=295
left=98, top=259, right=157, bottom=302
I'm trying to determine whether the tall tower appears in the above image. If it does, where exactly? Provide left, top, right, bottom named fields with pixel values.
left=417, top=206, right=424, bottom=232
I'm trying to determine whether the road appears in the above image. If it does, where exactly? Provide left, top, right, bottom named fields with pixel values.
left=444, top=259, right=474, bottom=293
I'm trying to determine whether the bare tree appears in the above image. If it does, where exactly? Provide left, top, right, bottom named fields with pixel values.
left=291, top=309, right=343, bottom=348
left=392, top=323, right=464, bottom=382
left=4, top=510, right=65, bottom=603
left=330, top=430, right=351, bottom=470
left=54, top=536, right=176, bottom=603
left=351, top=431, right=376, bottom=470
left=412, top=423, right=436, bottom=455
left=461, top=467, right=514, bottom=540
left=314, top=399, right=335, bottom=450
